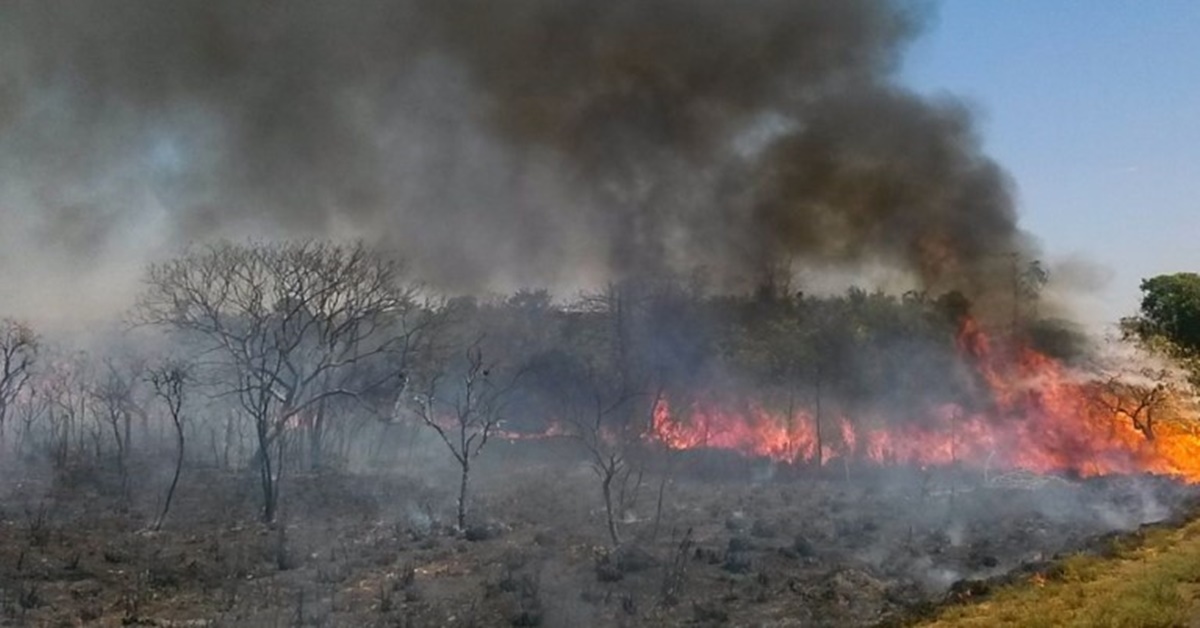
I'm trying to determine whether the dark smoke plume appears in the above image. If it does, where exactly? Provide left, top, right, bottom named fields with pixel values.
left=0, top=0, right=1031, bottom=322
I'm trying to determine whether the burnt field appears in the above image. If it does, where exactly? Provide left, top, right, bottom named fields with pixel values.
left=2, top=1, right=1197, bottom=625
left=2, top=437, right=1196, bottom=628
left=0, top=252, right=1197, bottom=627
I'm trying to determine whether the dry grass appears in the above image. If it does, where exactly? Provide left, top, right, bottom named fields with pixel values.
left=920, top=518, right=1200, bottom=628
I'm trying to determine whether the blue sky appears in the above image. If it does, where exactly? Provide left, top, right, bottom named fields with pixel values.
left=901, top=1, right=1200, bottom=327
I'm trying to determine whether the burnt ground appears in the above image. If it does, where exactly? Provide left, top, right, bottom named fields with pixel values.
left=1, top=439, right=1197, bottom=627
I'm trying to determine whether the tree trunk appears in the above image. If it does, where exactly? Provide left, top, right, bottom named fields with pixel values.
left=209, top=428, right=220, bottom=468
left=602, top=467, right=620, bottom=547
left=257, top=420, right=277, bottom=523
left=784, top=390, right=796, bottom=462
left=309, top=401, right=325, bottom=471
left=123, top=411, right=132, bottom=455
left=652, top=470, right=669, bottom=542
left=814, top=372, right=823, bottom=468
left=109, top=416, right=129, bottom=502
left=155, top=422, right=185, bottom=531
left=457, top=458, right=470, bottom=531
left=223, top=412, right=235, bottom=470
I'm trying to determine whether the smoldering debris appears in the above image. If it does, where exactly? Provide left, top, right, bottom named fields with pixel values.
left=3, top=446, right=1196, bottom=627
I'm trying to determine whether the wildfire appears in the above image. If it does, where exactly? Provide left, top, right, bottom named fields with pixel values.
left=649, top=318, right=1200, bottom=482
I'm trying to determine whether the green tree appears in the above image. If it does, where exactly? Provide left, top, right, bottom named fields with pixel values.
left=1123, top=273, right=1200, bottom=385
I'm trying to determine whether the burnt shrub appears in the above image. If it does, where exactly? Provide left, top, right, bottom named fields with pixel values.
left=781, top=534, right=816, bottom=559
left=594, top=553, right=623, bottom=583
left=750, top=518, right=777, bottom=538
left=615, top=544, right=658, bottom=573
left=947, top=578, right=991, bottom=601
left=465, top=522, right=504, bottom=542
left=727, top=536, right=754, bottom=553
left=723, top=552, right=753, bottom=574
left=692, top=599, right=730, bottom=624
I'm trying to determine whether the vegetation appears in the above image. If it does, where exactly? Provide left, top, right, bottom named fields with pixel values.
left=1124, top=272, right=1200, bottom=385
left=912, top=270, right=1200, bottom=627
left=411, top=341, right=525, bottom=531
left=1129, top=273, right=1200, bottom=352
left=920, top=515, right=1200, bottom=627
left=0, top=319, right=38, bottom=452
left=135, top=240, right=432, bottom=521
left=3, top=245, right=1200, bottom=625
left=0, top=240, right=1164, bottom=545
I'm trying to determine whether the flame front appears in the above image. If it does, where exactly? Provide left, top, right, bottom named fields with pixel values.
left=649, top=319, right=1200, bottom=481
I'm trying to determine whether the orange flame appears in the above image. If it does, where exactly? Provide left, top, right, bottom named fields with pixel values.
left=649, top=318, right=1200, bottom=481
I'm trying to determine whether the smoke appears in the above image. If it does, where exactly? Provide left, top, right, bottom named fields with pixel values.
left=1, top=0, right=1032, bottom=324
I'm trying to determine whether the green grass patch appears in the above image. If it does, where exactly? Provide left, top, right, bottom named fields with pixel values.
left=918, top=518, right=1200, bottom=627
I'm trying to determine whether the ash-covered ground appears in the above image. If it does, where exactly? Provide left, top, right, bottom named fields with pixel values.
left=1, top=436, right=1196, bottom=628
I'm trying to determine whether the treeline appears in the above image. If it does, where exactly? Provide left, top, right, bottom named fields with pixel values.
left=0, top=240, right=1073, bottom=528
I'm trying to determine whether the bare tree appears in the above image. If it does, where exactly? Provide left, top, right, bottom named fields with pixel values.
left=14, top=384, right=50, bottom=459
left=563, top=283, right=671, bottom=545
left=1088, top=336, right=1188, bottom=443
left=89, top=358, right=145, bottom=500
left=149, top=361, right=189, bottom=531
left=560, top=373, right=640, bottom=547
left=42, top=353, right=93, bottom=470
left=411, top=341, right=523, bottom=531
left=1093, top=374, right=1170, bottom=441
left=0, top=320, right=38, bottom=452
left=137, top=240, right=431, bottom=522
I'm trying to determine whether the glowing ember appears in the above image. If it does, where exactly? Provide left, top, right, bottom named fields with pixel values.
left=649, top=318, right=1200, bottom=482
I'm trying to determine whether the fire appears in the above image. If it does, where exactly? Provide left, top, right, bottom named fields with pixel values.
left=649, top=318, right=1200, bottom=482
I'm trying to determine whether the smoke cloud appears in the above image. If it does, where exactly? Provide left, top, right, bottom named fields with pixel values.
left=0, top=0, right=1032, bottom=324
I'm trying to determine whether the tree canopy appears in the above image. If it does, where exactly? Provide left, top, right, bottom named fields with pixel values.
left=1125, top=273, right=1200, bottom=355
left=1123, top=273, right=1200, bottom=388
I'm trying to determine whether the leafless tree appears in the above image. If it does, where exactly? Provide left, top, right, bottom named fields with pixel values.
left=149, top=360, right=189, bottom=531
left=561, top=374, right=640, bottom=547
left=1088, top=336, right=1187, bottom=443
left=136, top=240, right=432, bottom=522
left=14, top=384, right=50, bottom=459
left=537, top=327, right=648, bottom=547
left=42, top=353, right=93, bottom=470
left=0, top=319, right=38, bottom=452
left=566, top=283, right=670, bottom=545
left=1093, top=374, right=1170, bottom=441
left=411, top=341, right=524, bottom=531
left=89, top=357, right=146, bottom=500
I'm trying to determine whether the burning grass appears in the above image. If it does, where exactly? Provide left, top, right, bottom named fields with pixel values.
left=647, top=316, right=1200, bottom=485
